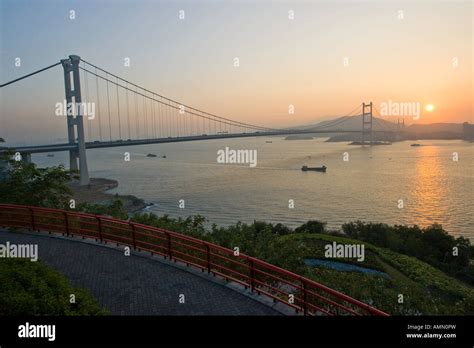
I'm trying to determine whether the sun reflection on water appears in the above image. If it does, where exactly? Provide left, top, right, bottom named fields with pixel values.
left=409, top=146, right=449, bottom=228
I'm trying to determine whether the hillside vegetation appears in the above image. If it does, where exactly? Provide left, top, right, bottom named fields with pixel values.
left=1, top=159, right=473, bottom=315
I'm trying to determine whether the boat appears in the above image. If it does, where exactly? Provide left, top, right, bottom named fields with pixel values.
left=162, top=155, right=167, bottom=158
left=301, top=165, right=326, bottom=172
left=266, top=141, right=273, bottom=143
left=146, top=153, right=157, bottom=157
left=46, top=154, right=55, bottom=157
left=410, top=143, right=421, bottom=147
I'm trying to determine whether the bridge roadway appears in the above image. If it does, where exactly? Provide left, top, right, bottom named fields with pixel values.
left=0, top=229, right=283, bottom=315
left=0, top=129, right=381, bottom=154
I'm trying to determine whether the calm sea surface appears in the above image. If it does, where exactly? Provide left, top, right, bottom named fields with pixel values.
left=33, top=138, right=474, bottom=240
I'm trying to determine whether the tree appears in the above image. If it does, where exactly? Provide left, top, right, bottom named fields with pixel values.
left=295, top=220, right=326, bottom=234
left=0, top=159, right=76, bottom=208
left=77, top=200, right=128, bottom=219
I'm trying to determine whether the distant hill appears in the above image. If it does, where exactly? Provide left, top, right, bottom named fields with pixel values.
left=403, top=123, right=466, bottom=140
left=289, top=115, right=398, bottom=142
left=405, top=123, right=463, bottom=134
left=292, top=115, right=398, bottom=133
left=289, top=117, right=471, bottom=142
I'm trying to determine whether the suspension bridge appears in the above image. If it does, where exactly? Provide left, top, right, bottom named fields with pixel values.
left=0, top=56, right=393, bottom=316
left=1, top=55, right=400, bottom=185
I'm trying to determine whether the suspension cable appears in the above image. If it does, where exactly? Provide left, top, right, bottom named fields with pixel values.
left=79, top=58, right=280, bottom=132
left=0, top=61, right=61, bottom=88
left=79, top=66, right=288, bottom=133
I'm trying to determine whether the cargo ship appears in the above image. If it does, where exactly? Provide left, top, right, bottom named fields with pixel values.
left=301, top=165, right=327, bottom=172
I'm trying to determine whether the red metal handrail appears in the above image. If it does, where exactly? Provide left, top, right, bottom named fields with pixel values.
left=0, top=204, right=389, bottom=316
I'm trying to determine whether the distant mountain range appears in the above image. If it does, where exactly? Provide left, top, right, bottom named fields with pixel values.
left=287, top=116, right=472, bottom=142
left=405, top=123, right=464, bottom=133
left=292, top=115, right=397, bottom=132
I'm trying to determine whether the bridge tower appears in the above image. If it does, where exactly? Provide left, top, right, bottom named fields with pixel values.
left=61, top=55, right=89, bottom=185
left=362, top=102, right=373, bottom=145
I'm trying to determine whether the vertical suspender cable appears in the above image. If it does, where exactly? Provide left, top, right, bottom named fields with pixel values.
left=106, top=72, right=112, bottom=141
left=134, top=86, right=139, bottom=138
left=176, top=102, right=180, bottom=137
left=95, top=68, right=102, bottom=141
left=116, top=77, right=122, bottom=140
left=158, top=96, right=162, bottom=138
left=167, top=103, right=171, bottom=137
left=83, top=69, right=91, bottom=141
left=183, top=109, right=186, bottom=136
left=143, top=91, right=148, bottom=138
left=152, top=95, right=156, bottom=138
left=126, top=82, right=131, bottom=140
left=176, top=102, right=179, bottom=138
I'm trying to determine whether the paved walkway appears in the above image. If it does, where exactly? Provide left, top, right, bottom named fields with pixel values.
left=0, top=229, right=280, bottom=315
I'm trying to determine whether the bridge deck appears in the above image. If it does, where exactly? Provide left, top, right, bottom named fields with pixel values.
left=0, top=229, right=281, bottom=315
left=0, top=129, right=395, bottom=154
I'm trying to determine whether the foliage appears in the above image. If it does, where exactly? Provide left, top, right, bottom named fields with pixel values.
left=0, top=160, right=76, bottom=208
left=76, top=200, right=129, bottom=220
left=278, top=233, right=474, bottom=315
left=294, top=220, right=326, bottom=234
left=0, top=259, right=107, bottom=315
left=1, top=161, right=473, bottom=315
left=132, top=212, right=208, bottom=238
left=342, top=221, right=474, bottom=285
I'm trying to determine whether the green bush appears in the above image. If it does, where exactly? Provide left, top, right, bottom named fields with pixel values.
left=295, top=220, right=326, bottom=234
left=0, top=160, right=76, bottom=209
left=0, top=259, right=107, bottom=315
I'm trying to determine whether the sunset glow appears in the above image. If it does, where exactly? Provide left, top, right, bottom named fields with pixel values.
left=425, top=104, right=435, bottom=112
left=1, top=1, right=472, bottom=146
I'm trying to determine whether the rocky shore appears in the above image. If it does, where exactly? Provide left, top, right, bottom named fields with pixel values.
left=67, top=178, right=147, bottom=213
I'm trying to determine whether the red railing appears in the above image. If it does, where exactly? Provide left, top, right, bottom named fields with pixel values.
left=0, top=204, right=388, bottom=316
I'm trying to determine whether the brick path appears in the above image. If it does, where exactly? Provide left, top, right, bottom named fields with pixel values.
left=0, top=229, right=281, bottom=315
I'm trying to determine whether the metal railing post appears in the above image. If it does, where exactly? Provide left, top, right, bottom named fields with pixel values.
left=249, top=259, right=255, bottom=292
left=205, top=244, right=211, bottom=273
left=166, top=232, right=172, bottom=259
left=302, top=279, right=308, bottom=315
left=29, top=208, right=36, bottom=231
left=64, top=212, right=69, bottom=236
left=96, top=216, right=103, bottom=242
left=130, top=222, right=136, bottom=249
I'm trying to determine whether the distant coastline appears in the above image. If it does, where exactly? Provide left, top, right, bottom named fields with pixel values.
left=284, top=134, right=314, bottom=140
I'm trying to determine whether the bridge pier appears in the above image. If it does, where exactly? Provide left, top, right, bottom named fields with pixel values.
left=61, top=55, right=89, bottom=185
left=69, top=151, right=79, bottom=171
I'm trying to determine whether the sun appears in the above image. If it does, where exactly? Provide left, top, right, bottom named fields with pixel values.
left=425, top=104, right=435, bottom=112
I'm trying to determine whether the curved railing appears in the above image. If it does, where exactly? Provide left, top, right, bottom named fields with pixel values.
left=0, top=204, right=388, bottom=316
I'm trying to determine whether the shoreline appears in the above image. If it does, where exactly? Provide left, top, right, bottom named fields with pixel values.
left=67, top=178, right=148, bottom=214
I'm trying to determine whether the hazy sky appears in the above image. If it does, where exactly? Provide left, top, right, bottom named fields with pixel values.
left=1, top=0, right=472, bottom=145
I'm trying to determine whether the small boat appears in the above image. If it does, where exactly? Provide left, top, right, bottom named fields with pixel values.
left=162, top=155, right=167, bottom=158
left=301, top=165, right=326, bottom=172
left=266, top=141, right=273, bottom=143
left=46, top=154, right=55, bottom=157
left=146, top=153, right=157, bottom=157
left=411, top=143, right=421, bottom=147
